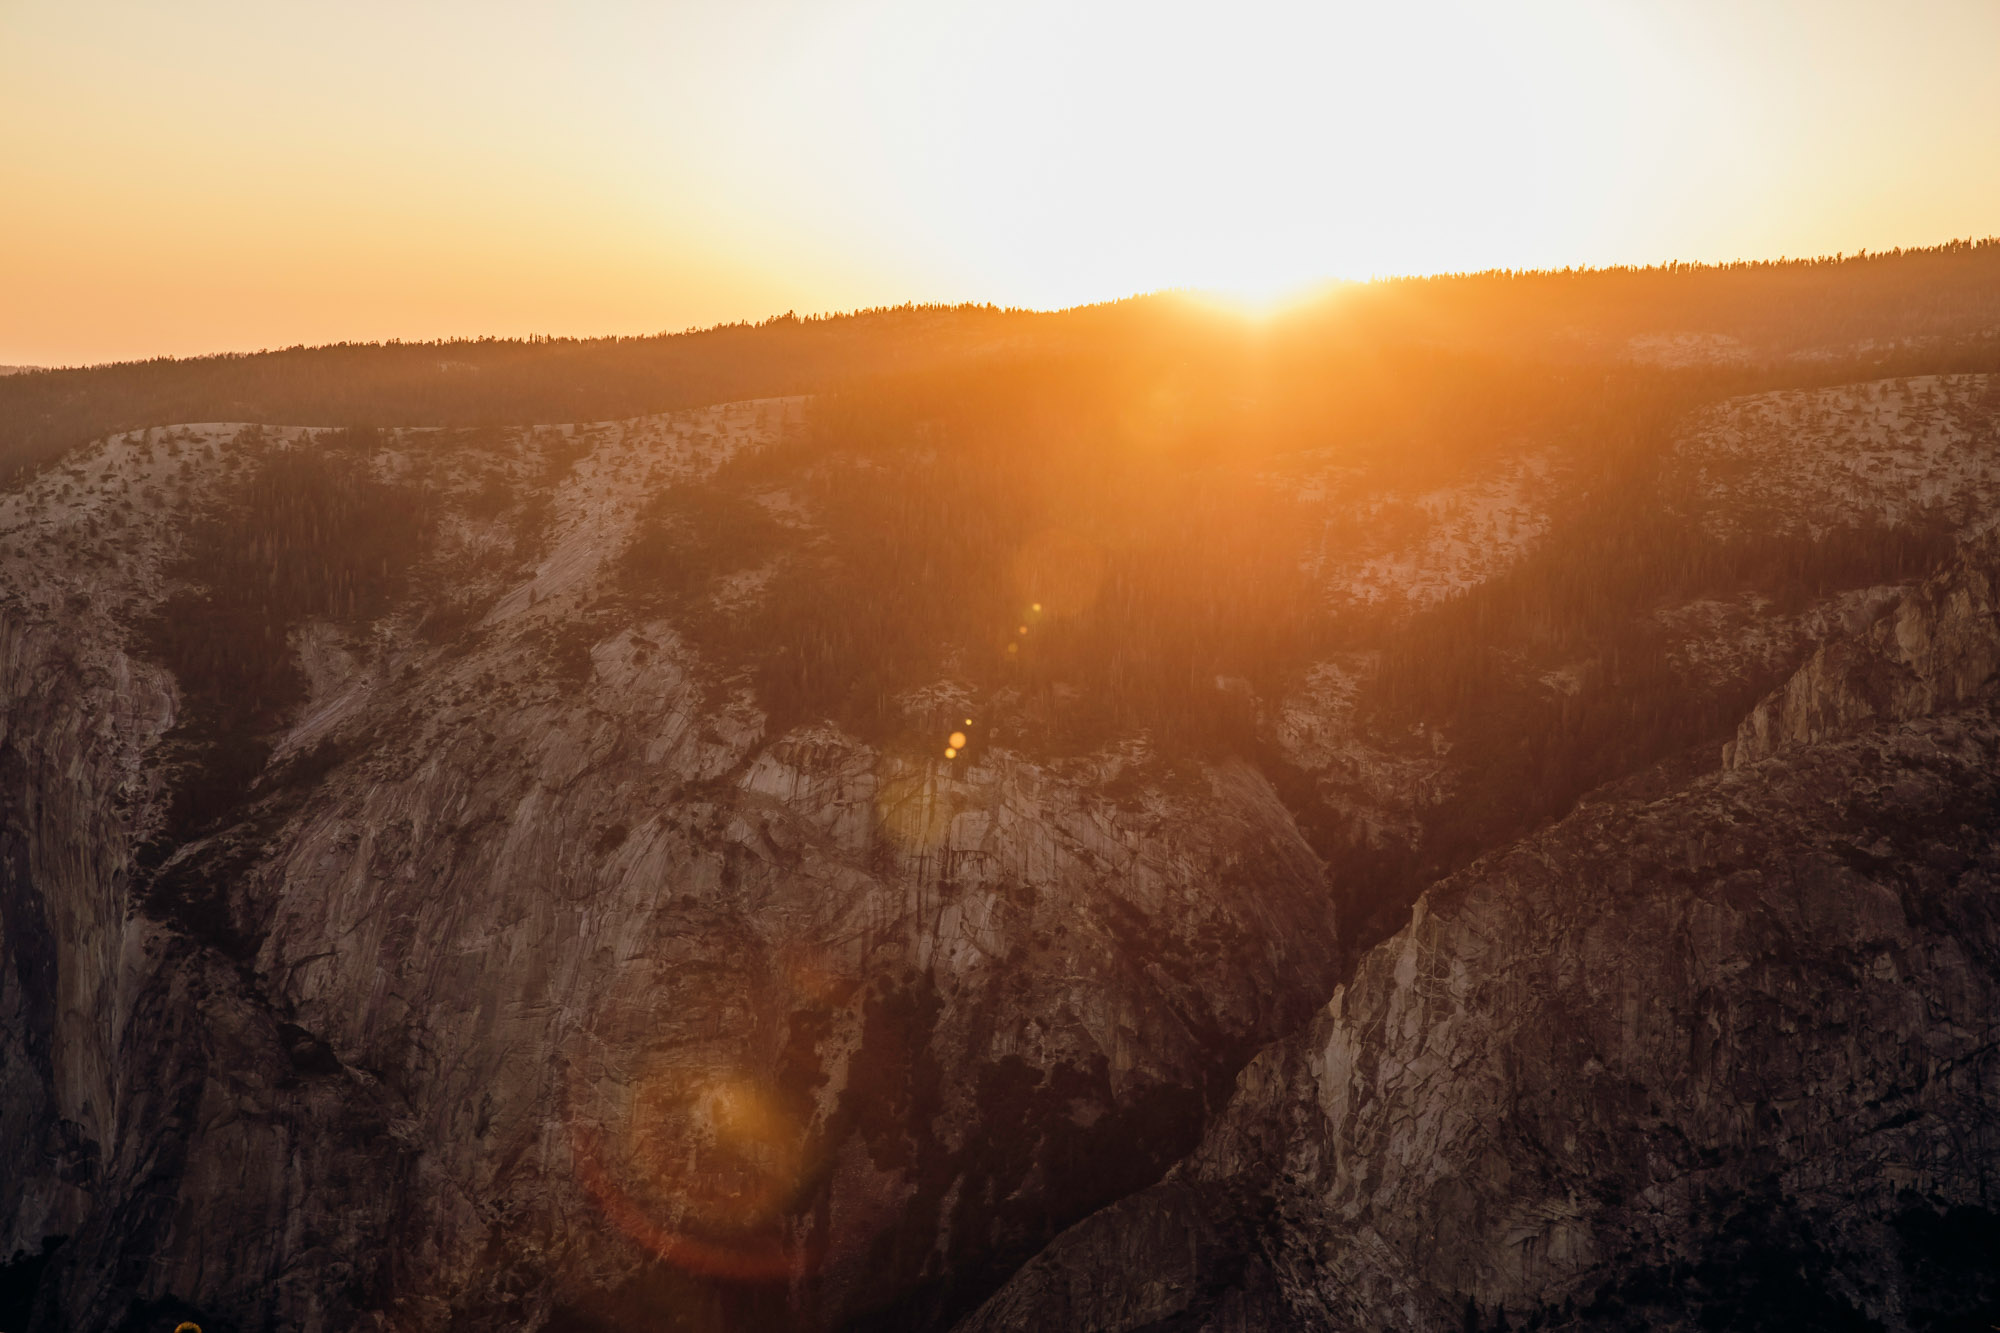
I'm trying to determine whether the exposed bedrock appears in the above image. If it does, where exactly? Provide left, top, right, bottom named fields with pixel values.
left=962, top=538, right=2000, bottom=1332
left=0, top=409, right=1343, bottom=1332
left=4, top=373, right=1997, bottom=1330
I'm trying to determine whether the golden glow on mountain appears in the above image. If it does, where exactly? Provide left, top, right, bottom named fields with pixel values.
left=4, top=0, right=1998, bottom=365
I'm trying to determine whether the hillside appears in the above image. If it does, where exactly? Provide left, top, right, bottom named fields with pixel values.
left=963, top=532, right=2000, bottom=1332
left=3, top=247, right=2000, bottom=1330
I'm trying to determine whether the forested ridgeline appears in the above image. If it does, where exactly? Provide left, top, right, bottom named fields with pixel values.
left=7, top=239, right=2000, bottom=487
left=0, top=305, right=1044, bottom=484
left=1361, top=235, right=2000, bottom=353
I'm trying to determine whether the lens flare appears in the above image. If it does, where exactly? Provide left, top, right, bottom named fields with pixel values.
left=569, top=1055, right=810, bottom=1282
left=948, top=731, right=967, bottom=749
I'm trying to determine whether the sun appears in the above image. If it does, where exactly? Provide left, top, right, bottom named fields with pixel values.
left=1175, top=277, right=1347, bottom=323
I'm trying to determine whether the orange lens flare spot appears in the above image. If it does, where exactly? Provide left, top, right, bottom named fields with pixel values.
left=569, top=1060, right=809, bottom=1283
left=624, top=1073, right=802, bottom=1230
left=944, top=746, right=957, bottom=758
left=948, top=731, right=967, bottom=749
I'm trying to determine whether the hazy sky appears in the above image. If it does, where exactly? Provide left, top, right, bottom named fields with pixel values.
left=5, top=0, right=1998, bottom=365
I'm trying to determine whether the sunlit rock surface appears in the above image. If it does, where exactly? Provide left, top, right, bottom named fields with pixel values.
left=1, top=370, right=1997, bottom=1330
left=1682, top=376, right=2000, bottom=538
left=1726, top=526, right=2000, bottom=768
left=960, top=537, right=2000, bottom=1332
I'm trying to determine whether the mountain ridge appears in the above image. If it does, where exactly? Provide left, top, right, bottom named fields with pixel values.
left=4, top=258, right=2000, bottom=1329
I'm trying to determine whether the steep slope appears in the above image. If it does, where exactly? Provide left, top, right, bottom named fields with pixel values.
left=0, top=407, right=1341, bottom=1332
left=1, top=356, right=1996, bottom=1331
left=961, top=533, right=2000, bottom=1331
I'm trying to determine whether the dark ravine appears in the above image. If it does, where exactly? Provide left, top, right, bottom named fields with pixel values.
left=959, top=533, right=2000, bottom=1332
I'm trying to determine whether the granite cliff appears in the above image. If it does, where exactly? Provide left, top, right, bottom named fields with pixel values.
left=961, top=532, right=2000, bottom=1332
left=0, top=406, right=1343, bottom=1332
left=0, top=331, right=1996, bottom=1331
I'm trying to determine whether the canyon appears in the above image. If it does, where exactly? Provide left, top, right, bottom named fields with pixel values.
left=3, top=268, right=1999, bottom=1330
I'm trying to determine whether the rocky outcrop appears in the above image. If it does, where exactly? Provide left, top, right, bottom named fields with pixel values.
left=1678, top=375, right=2000, bottom=539
left=0, top=614, right=171, bottom=1278
left=1725, top=526, right=2000, bottom=768
left=962, top=546, right=2000, bottom=1331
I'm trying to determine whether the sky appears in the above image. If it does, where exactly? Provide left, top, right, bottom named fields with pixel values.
left=4, top=0, right=1999, bottom=366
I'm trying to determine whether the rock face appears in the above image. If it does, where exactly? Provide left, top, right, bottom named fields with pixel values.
left=0, top=408, right=1341, bottom=1332
left=3, top=369, right=1997, bottom=1332
left=1725, top=526, right=2000, bottom=768
left=960, top=537, right=2000, bottom=1332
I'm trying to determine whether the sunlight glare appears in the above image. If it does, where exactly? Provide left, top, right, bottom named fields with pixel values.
left=7, top=0, right=2000, bottom=362
left=1176, top=280, right=1345, bottom=323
